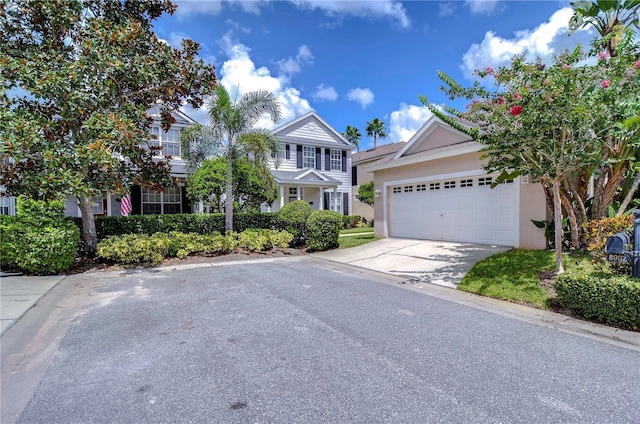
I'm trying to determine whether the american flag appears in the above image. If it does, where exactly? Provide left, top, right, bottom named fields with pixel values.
left=121, top=194, right=132, bottom=216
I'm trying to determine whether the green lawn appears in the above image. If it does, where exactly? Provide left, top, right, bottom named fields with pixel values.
left=337, top=233, right=379, bottom=248
left=458, top=249, right=601, bottom=309
left=340, top=226, right=374, bottom=235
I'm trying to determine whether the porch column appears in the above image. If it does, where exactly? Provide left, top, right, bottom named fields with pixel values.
left=279, top=185, right=285, bottom=208
left=297, top=186, right=301, bottom=200
left=333, top=187, right=338, bottom=211
left=319, top=189, right=324, bottom=210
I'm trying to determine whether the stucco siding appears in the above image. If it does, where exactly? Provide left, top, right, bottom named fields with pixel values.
left=518, top=182, right=548, bottom=249
left=409, top=126, right=470, bottom=155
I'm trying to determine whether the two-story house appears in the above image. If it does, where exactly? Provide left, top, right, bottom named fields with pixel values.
left=64, top=105, right=195, bottom=217
left=266, top=111, right=356, bottom=214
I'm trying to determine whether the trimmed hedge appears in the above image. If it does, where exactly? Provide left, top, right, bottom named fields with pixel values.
left=554, top=273, right=640, bottom=330
left=72, top=212, right=285, bottom=241
left=1, top=197, right=79, bottom=275
left=306, top=210, right=343, bottom=252
left=97, top=229, right=294, bottom=265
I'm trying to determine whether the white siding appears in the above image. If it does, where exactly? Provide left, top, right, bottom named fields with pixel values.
left=286, top=122, right=337, bottom=143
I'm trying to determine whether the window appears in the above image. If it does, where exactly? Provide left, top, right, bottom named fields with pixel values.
left=149, top=126, right=181, bottom=157
left=404, top=185, right=413, bottom=192
left=303, top=146, right=315, bottom=168
left=416, top=184, right=426, bottom=192
left=330, top=149, right=342, bottom=171
left=478, top=177, right=493, bottom=186
left=92, top=196, right=104, bottom=214
left=142, top=186, right=182, bottom=214
left=444, top=181, right=456, bottom=189
left=330, top=191, right=342, bottom=213
left=393, top=187, right=402, bottom=193
left=461, top=179, right=473, bottom=187
left=429, top=182, right=440, bottom=190
left=0, top=195, right=15, bottom=216
left=289, top=187, right=298, bottom=195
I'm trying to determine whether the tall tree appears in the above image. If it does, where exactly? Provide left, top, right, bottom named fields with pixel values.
left=342, top=125, right=362, bottom=152
left=365, top=118, right=387, bottom=149
left=180, top=85, right=282, bottom=232
left=0, top=0, right=217, bottom=255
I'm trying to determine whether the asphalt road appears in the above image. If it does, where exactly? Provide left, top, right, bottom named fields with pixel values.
left=5, top=257, right=640, bottom=423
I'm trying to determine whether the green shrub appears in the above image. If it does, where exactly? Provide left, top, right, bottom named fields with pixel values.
left=1, top=197, right=79, bottom=275
left=238, top=229, right=294, bottom=252
left=342, top=215, right=361, bottom=229
left=278, top=201, right=313, bottom=245
left=76, top=212, right=284, bottom=241
left=554, top=273, right=640, bottom=330
left=97, top=229, right=292, bottom=265
left=306, top=210, right=343, bottom=252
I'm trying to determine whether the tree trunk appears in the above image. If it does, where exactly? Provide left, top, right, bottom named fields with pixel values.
left=560, top=190, right=580, bottom=249
left=225, top=151, right=233, bottom=232
left=618, top=173, right=640, bottom=216
left=552, top=180, right=564, bottom=274
left=78, top=194, right=98, bottom=256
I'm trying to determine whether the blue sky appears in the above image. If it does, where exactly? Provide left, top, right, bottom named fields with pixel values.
left=155, top=0, right=598, bottom=150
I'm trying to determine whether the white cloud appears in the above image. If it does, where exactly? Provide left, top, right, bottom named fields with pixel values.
left=439, top=2, right=456, bottom=17
left=277, top=45, right=314, bottom=77
left=465, top=0, right=503, bottom=15
left=460, top=7, right=596, bottom=78
left=182, top=31, right=312, bottom=129
left=226, top=19, right=251, bottom=34
left=175, top=0, right=409, bottom=27
left=346, top=88, right=375, bottom=109
left=174, top=1, right=265, bottom=20
left=389, top=103, right=432, bottom=142
left=291, top=0, right=410, bottom=28
left=313, top=84, right=338, bottom=101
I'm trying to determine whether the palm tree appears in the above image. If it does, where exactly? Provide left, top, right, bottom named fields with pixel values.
left=342, top=125, right=362, bottom=152
left=365, top=118, right=387, bottom=149
left=181, top=85, right=282, bottom=232
left=569, top=0, right=640, bottom=56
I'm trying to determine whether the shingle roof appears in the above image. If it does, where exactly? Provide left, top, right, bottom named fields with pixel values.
left=351, top=142, right=406, bottom=164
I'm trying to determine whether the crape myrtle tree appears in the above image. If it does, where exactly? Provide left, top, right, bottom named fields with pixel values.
left=421, top=34, right=640, bottom=273
left=180, top=85, right=282, bottom=232
left=0, top=0, right=217, bottom=255
left=186, top=155, right=278, bottom=213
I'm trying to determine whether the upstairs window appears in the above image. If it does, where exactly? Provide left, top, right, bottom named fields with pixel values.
left=303, top=146, right=315, bottom=168
left=330, top=149, right=342, bottom=171
left=149, top=127, right=181, bottom=157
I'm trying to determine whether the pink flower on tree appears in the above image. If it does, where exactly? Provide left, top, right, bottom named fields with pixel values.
left=599, top=51, right=609, bottom=60
left=486, top=66, right=495, bottom=75
left=510, top=105, right=523, bottom=116
left=634, top=60, right=640, bottom=68
left=563, top=64, right=571, bottom=70
left=601, top=79, right=610, bottom=88
left=496, top=97, right=506, bottom=105
left=514, top=92, right=522, bottom=100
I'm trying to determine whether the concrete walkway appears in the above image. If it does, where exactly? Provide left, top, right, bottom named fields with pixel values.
left=312, top=237, right=510, bottom=288
left=0, top=275, right=66, bottom=335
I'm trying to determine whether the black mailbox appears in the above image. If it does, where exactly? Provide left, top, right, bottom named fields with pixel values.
left=605, top=232, right=631, bottom=263
left=605, top=233, right=630, bottom=254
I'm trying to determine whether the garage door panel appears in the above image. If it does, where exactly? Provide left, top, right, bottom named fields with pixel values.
left=389, top=176, right=518, bottom=245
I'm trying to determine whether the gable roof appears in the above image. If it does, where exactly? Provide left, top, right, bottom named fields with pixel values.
left=271, top=169, right=342, bottom=186
left=365, top=115, right=481, bottom=172
left=272, top=111, right=356, bottom=150
left=147, top=105, right=197, bottom=126
left=351, top=142, right=406, bottom=165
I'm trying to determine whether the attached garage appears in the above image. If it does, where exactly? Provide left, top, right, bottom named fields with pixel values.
left=366, top=115, right=548, bottom=249
left=388, top=174, right=518, bottom=245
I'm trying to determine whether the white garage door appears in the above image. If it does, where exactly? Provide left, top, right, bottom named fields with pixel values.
left=389, top=175, right=518, bottom=246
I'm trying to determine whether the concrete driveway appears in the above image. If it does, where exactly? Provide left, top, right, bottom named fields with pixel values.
left=311, top=238, right=511, bottom=288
